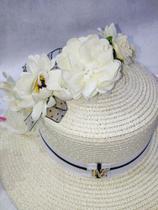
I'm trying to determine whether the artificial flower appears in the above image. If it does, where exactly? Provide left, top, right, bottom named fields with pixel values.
left=98, top=23, right=135, bottom=64
left=14, top=54, right=65, bottom=121
left=112, top=34, right=135, bottom=64
left=57, top=34, right=121, bottom=99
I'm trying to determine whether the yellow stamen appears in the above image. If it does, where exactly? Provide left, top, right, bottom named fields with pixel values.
left=33, top=74, right=46, bottom=93
left=39, top=74, right=45, bottom=82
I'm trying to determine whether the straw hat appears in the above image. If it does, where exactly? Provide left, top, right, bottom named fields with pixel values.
left=0, top=61, right=158, bottom=210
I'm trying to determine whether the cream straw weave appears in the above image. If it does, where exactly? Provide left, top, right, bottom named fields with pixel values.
left=0, top=126, right=158, bottom=209
left=41, top=63, right=158, bottom=165
left=0, top=62, right=158, bottom=210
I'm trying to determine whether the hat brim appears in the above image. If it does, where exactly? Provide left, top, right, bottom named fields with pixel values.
left=0, top=126, right=158, bottom=210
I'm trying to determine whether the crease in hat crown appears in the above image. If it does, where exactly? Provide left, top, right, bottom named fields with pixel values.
left=0, top=23, right=158, bottom=178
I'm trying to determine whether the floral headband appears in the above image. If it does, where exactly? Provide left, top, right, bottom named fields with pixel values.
left=0, top=23, right=135, bottom=129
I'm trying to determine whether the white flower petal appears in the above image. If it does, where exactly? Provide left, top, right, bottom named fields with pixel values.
left=57, top=54, right=72, bottom=71
left=79, top=35, right=99, bottom=64
left=15, top=72, right=34, bottom=95
left=82, top=79, right=97, bottom=98
left=46, top=70, right=62, bottom=90
left=96, top=47, right=113, bottom=66
left=17, top=95, right=34, bottom=109
left=27, top=55, right=40, bottom=73
left=63, top=71, right=83, bottom=98
left=97, top=81, right=115, bottom=93
left=42, top=104, right=47, bottom=118
left=2, top=72, right=15, bottom=84
left=98, top=60, right=121, bottom=82
left=104, top=23, right=117, bottom=40
left=53, top=89, right=72, bottom=101
left=37, top=54, right=52, bottom=72
left=47, top=96, right=56, bottom=108
left=26, top=54, right=52, bottom=74
left=31, top=100, right=45, bottom=121
left=113, top=34, right=135, bottom=63
left=32, top=88, right=52, bottom=101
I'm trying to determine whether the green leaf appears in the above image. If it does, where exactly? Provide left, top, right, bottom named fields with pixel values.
left=106, top=36, right=113, bottom=45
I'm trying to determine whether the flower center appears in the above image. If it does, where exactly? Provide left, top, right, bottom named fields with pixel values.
left=33, top=74, right=46, bottom=93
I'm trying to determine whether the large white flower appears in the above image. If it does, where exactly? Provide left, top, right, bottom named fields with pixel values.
left=14, top=54, right=65, bottom=121
left=57, top=34, right=121, bottom=99
left=98, top=23, right=135, bottom=64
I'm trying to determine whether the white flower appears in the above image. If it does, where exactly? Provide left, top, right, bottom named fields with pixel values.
left=14, top=54, right=65, bottom=121
left=98, top=23, right=135, bottom=64
left=57, top=34, right=121, bottom=99
left=113, top=34, right=135, bottom=64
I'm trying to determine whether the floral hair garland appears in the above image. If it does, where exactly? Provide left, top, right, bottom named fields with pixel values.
left=0, top=23, right=135, bottom=123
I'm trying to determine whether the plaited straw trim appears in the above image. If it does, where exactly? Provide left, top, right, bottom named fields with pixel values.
left=0, top=127, right=158, bottom=209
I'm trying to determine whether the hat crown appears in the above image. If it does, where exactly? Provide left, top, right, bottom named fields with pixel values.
left=42, top=63, right=158, bottom=165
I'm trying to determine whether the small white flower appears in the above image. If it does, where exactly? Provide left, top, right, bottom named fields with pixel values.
left=14, top=54, right=66, bottom=121
left=98, top=23, right=117, bottom=40
left=98, top=23, right=135, bottom=64
left=57, top=34, right=121, bottom=99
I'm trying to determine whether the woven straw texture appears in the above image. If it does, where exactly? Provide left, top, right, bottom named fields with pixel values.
left=0, top=126, right=158, bottom=210
left=41, top=63, right=158, bottom=164
left=0, top=63, right=158, bottom=210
